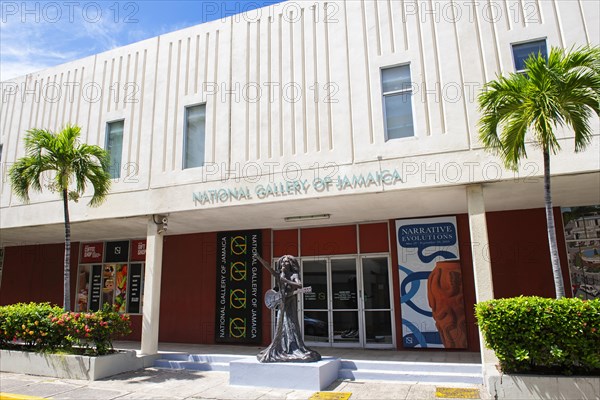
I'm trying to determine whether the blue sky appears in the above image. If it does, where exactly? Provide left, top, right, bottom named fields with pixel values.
left=0, top=0, right=285, bottom=81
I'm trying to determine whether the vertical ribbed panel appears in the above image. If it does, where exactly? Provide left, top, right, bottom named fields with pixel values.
left=0, top=0, right=597, bottom=201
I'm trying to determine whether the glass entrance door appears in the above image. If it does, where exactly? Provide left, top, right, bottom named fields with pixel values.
left=361, top=256, right=394, bottom=347
left=331, top=258, right=360, bottom=346
left=301, top=255, right=394, bottom=348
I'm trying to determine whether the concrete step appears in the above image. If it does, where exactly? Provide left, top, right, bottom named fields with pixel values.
left=338, top=368, right=483, bottom=385
left=340, top=359, right=482, bottom=374
left=154, top=353, right=483, bottom=385
left=154, top=354, right=253, bottom=371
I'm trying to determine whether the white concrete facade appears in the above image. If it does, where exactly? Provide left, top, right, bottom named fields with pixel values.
left=0, top=0, right=598, bottom=245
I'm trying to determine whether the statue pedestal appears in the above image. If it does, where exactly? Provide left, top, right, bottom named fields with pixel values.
left=229, top=357, right=341, bottom=391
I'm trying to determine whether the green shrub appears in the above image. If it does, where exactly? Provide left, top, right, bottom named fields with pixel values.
left=0, top=302, right=132, bottom=355
left=475, top=296, right=600, bottom=375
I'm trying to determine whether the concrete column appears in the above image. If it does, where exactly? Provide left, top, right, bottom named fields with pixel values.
left=466, top=185, right=498, bottom=368
left=141, top=216, right=164, bottom=355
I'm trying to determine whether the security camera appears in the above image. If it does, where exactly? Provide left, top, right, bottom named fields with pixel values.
left=161, top=217, right=168, bottom=224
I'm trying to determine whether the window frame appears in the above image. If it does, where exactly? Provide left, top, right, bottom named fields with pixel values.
left=105, top=119, right=125, bottom=179
left=182, top=103, right=207, bottom=170
left=381, top=63, right=415, bottom=141
left=511, top=38, right=548, bottom=73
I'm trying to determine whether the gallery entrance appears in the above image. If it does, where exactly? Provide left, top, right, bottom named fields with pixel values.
left=300, top=255, right=395, bottom=348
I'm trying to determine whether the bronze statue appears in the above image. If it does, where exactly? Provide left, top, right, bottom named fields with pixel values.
left=256, top=254, right=321, bottom=363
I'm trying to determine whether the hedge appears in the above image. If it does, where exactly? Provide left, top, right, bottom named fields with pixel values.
left=475, top=296, right=600, bottom=375
left=0, top=302, right=132, bottom=355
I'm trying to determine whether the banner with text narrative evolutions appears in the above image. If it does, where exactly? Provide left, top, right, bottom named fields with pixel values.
left=396, top=216, right=467, bottom=349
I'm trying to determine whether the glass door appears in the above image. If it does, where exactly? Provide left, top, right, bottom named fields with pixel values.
left=301, top=255, right=394, bottom=348
left=360, top=256, right=394, bottom=348
left=331, top=258, right=360, bottom=346
left=302, top=259, right=329, bottom=343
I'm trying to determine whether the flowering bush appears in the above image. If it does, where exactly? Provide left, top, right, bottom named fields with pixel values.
left=0, top=302, right=131, bottom=355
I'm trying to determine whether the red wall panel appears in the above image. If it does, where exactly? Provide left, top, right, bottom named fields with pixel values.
left=359, top=223, right=389, bottom=253
left=273, top=229, right=298, bottom=257
left=159, top=232, right=218, bottom=344
left=301, top=225, right=358, bottom=256
left=0, top=243, right=79, bottom=308
left=487, top=208, right=570, bottom=298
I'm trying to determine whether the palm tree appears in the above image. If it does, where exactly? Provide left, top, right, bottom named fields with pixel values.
left=478, top=46, right=600, bottom=298
left=478, top=45, right=600, bottom=298
left=9, top=125, right=111, bottom=311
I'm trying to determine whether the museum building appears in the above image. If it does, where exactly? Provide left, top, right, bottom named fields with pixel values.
left=0, top=0, right=599, bottom=357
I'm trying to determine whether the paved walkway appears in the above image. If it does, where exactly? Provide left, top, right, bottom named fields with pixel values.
left=1, top=343, right=488, bottom=399
left=1, top=369, right=488, bottom=400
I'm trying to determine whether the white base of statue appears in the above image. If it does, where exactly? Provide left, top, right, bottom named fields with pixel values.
left=229, top=357, right=341, bottom=391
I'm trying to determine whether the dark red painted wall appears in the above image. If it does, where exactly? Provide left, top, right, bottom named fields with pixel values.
left=359, top=223, right=389, bottom=253
left=301, top=225, right=358, bottom=256
left=157, top=232, right=217, bottom=344
left=0, top=243, right=79, bottom=308
left=487, top=208, right=570, bottom=298
left=273, top=229, right=298, bottom=257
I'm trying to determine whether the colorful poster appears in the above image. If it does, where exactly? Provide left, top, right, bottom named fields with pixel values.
left=114, top=264, right=128, bottom=313
left=562, top=205, right=600, bottom=300
left=396, top=216, right=467, bottom=349
left=215, top=230, right=262, bottom=343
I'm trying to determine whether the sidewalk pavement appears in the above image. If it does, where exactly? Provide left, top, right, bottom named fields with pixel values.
left=1, top=369, right=488, bottom=400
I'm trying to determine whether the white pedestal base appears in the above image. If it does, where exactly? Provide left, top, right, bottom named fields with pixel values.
left=229, top=357, right=341, bottom=391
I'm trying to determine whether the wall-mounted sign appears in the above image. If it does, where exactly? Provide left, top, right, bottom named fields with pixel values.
left=89, top=265, right=103, bottom=311
left=127, top=263, right=143, bottom=314
left=194, top=169, right=403, bottom=206
left=81, top=243, right=104, bottom=263
left=130, top=240, right=147, bottom=262
left=105, top=241, right=129, bottom=263
left=396, top=216, right=467, bottom=349
left=215, top=230, right=262, bottom=344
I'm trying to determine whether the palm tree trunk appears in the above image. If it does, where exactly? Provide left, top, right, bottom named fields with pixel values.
left=62, top=189, right=71, bottom=311
left=543, top=148, right=566, bottom=299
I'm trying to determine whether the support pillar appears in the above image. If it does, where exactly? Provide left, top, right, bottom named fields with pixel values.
left=466, top=185, right=498, bottom=369
left=141, top=216, right=164, bottom=355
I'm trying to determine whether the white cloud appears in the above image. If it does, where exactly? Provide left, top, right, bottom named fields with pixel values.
left=0, top=4, right=134, bottom=81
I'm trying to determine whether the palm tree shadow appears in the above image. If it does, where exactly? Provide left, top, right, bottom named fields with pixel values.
left=104, top=368, right=215, bottom=384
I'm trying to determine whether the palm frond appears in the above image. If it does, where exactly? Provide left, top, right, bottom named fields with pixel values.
left=9, top=125, right=112, bottom=206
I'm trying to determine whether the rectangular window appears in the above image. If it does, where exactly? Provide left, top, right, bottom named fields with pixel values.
left=382, top=65, right=414, bottom=140
left=512, top=39, right=547, bottom=72
left=184, top=104, right=206, bottom=169
left=106, top=120, right=124, bottom=178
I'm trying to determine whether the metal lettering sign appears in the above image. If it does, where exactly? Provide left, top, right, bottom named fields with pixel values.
left=215, top=230, right=262, bottom=343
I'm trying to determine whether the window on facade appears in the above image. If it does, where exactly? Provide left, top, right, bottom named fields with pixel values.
left=184, top=104, right=206, bottom=169
left=106, top=120, right=124, bottom=179
left=512, top=39, right=547, bottom=72
left=382, top=65, right=414, bottom=140
left=76, top=240, right=146, bottom=314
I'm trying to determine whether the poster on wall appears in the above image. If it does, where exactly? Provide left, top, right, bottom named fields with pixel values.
left=395, top=216, right=467, bottom=349
left=562, top=205, right=600, bottom=300
left=215, top=230, right=262, bottom=344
